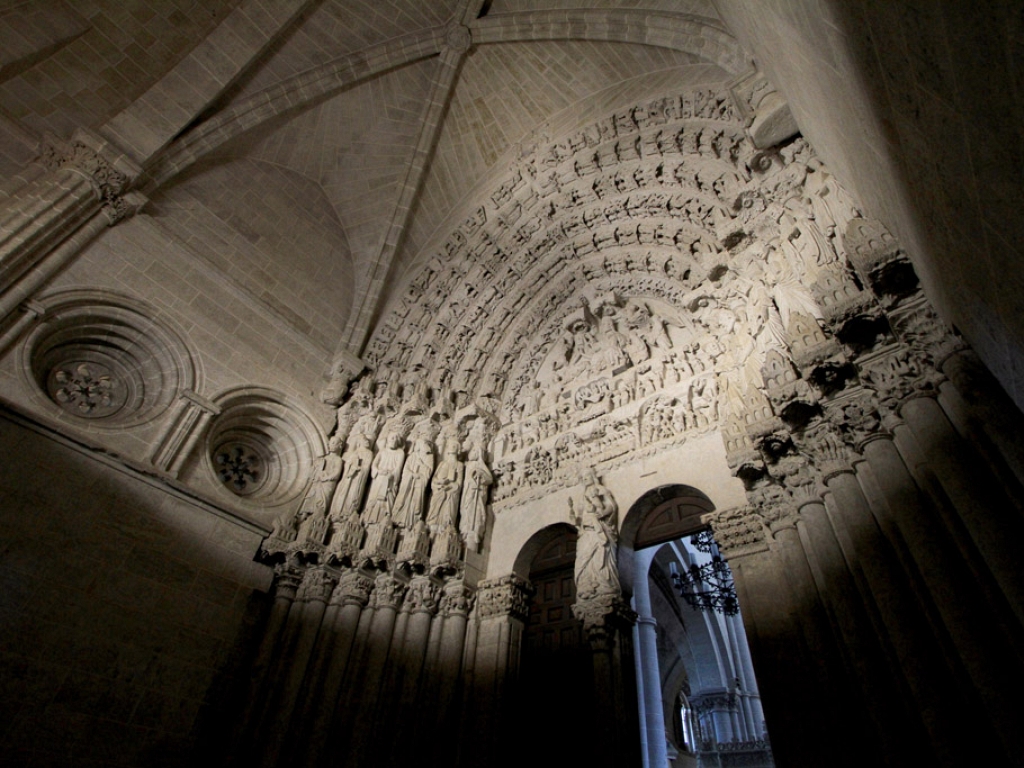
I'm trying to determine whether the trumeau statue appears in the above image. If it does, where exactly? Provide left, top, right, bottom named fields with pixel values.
left=569, top=470, right=621, bottom=601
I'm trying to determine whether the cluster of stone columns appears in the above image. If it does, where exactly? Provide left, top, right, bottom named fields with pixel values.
left=704, top=218, right=1024, bottom=767
left=222, top=563, right=474, bottom=768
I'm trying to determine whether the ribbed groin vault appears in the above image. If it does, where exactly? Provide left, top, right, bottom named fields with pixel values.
left=0, top=2, right=1022, bottom=767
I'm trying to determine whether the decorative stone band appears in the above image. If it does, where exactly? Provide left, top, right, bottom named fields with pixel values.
left=404, top=575, right=440, bottom=616
left=440, top=580, right=475, bottom=618
left=690, top=691, right=739, bottom=716
left=476, top=575, right=534, bottom=622
left=329, top=569, right=375, bottom=609
left=296, top=566, right=340, bottom=603
left=701, top=506, right=769, bottom=559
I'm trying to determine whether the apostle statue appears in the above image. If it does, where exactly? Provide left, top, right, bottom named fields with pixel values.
left=459, top=442, right=493, bottom=552
left=394, top=419, right=436, bottom=529
left=426, top=433, right=463, bottom=534
left=363, top=432, right=406, bottom=526
left=329, top=430, right=374, bottom=521
left=295, top=435, right=343, bottom=544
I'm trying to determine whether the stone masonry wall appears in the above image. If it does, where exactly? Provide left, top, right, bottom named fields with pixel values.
left=0, top=411, right=272, bottom=766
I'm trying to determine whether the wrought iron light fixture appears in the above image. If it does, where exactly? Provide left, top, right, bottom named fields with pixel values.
left=671, top=530, right=739, bottom=615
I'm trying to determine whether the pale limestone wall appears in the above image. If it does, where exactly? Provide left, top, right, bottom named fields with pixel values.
left=0, top=412, right=272, bottom=765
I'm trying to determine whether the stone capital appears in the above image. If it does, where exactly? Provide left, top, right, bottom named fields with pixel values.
left=296, top=565, right=339, bottom=603
left=330, top=568, right=375, bottom=608
left=477, top=575, right=533, bottom=622
left=439, top=579, right=474, bottom=618
left=702, top=506, right=769, bottom=558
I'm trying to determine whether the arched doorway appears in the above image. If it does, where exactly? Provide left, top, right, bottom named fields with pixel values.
left=621, top=486, right=772, bottom=768
left=519, top=525, right=592, bottom=766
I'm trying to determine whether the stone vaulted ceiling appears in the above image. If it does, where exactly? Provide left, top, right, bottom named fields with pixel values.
left=130, top=0, right=748, bottom=363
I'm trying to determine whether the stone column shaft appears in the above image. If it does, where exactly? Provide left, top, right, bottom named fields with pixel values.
left=300, top=580, right=371, bottom=768
left=900, top=395, right=1024, bottom=627
left=859, top=436, right=1024, bottom=763
left=797, top=498, right=921, bottom=766
left=822, top=467, right=971, bottom=765
left=227, top=567, right=302, bottom=761
left=255, top=568, right=335, bottom=768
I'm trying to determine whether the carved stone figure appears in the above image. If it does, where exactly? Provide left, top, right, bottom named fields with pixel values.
left=569, top=470, right=621, bottom=601
left=295, top=436, right=343, bottom=544
left=363, top=432, right=406, bottom=525
left=426, top=435, right=464, bottom=533
left=330, top=431, right=374, bottom=521
left=459, top=444, right=493, bottom=552
left=394, top=420, right=436, bottom=528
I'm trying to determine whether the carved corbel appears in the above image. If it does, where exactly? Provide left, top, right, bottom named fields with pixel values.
left=321, top=350, right=366, bottom=406
left=727, top=69, right=800, bottom=150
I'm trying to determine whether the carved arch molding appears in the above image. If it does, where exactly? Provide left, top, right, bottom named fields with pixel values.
left=359, top=83, right=860, bottom=512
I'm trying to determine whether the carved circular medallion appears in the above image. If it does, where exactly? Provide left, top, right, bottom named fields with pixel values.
left=24, top=294, right=196, bottom=428
left=212, top=440, right=267, bottom=496
left=46, top=360, right=127, bottom=418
